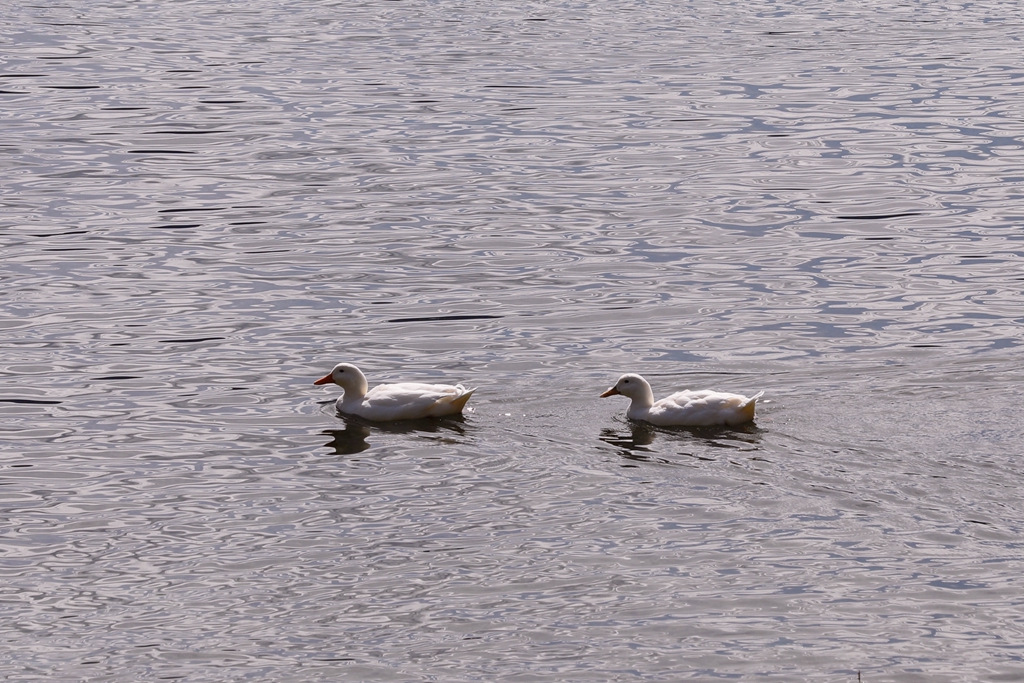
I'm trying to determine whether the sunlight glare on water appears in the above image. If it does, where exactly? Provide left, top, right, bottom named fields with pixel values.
left=3, top=1, right=1024, bottom=681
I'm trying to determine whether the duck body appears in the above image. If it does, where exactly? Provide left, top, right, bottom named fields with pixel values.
left=601, top=373, right=763, bottom=427
left=314, top=363, right=474, bottom=421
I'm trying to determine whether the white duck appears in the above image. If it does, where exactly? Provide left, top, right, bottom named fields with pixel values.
left=313, top=363, right=475, bottom=421
left=601, top=373, right=763, bottom=427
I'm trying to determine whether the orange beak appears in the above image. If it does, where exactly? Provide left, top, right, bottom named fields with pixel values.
left=313, top=373, right=334, bottom=385
left=600, top=387, right=619, bottom=397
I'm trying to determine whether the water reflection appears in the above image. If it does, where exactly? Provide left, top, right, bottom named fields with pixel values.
left=8, top=0, right=1024, bottom=678
left=600, top=422, right=657, bottom=452
left=600, top=421, right=763, bottom=466
left=599, top=423, right=659, bottom=466
left=321, top=414, right=469, bottom=455
left=321, top=424, right=372, bottom=455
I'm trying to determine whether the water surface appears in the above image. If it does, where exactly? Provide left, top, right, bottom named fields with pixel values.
left=4, top=1, right=1024, bottom=681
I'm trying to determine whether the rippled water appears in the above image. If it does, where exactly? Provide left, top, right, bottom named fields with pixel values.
left=4, top=1, right=1024, bottom=680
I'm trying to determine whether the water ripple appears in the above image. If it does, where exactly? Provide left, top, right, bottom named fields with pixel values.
left=5, top=0, right=1024, bottom=681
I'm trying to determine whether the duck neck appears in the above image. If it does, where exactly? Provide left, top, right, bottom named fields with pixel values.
left=626, top=381, right=655, bottom=418
left=339, top=370, right=369, bottom=403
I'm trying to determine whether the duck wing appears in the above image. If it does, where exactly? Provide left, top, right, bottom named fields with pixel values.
left=650, top=389, right=762, bottom=427
left=358, top=382, right=474, bottom=420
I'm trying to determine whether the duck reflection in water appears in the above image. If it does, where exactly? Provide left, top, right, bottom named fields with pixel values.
left=599, top=423, right=658, bottom=463
left=322, top=422, right=373, bottom=455
left=599, top=421, right=762, bottom=466
left=321, top=414, right=469, bottom=455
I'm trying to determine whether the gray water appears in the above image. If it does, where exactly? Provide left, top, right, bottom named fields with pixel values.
left=4, top=1, right=1024, bottom=680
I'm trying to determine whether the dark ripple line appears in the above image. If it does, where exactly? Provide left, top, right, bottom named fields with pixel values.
left=836, top=212, right=922, bottom=220
left=385, top=314, right=504, bottom=323
left=143, top=130, right=227, bottom=135
left=30, top=230, right=89, bottom=237
left=157, top=208, right=227, bottom=213
left=0, top=399, right=62, bottom=405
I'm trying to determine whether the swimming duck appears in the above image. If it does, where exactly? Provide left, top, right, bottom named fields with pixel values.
left=314, top=363, right=475, bottom=421
left=600, top=373, right=763, bottom=427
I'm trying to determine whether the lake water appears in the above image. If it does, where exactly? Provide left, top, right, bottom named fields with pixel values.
left=4, top=1, right=1024, bottom=680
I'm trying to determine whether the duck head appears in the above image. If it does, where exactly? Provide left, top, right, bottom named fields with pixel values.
left=600, top=373, right=655, bottom=408
left=314, top=362, right=369, bottom=398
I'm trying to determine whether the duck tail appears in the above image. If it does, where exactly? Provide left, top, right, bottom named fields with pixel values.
left=449, top=388, right=475, bottom=412
left=741, top=391, right=764, bottom=422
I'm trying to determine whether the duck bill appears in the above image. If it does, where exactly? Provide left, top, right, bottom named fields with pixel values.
left=600, top=387, right=620, bottom=397
left=313, top=373, right=334, bottom=385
